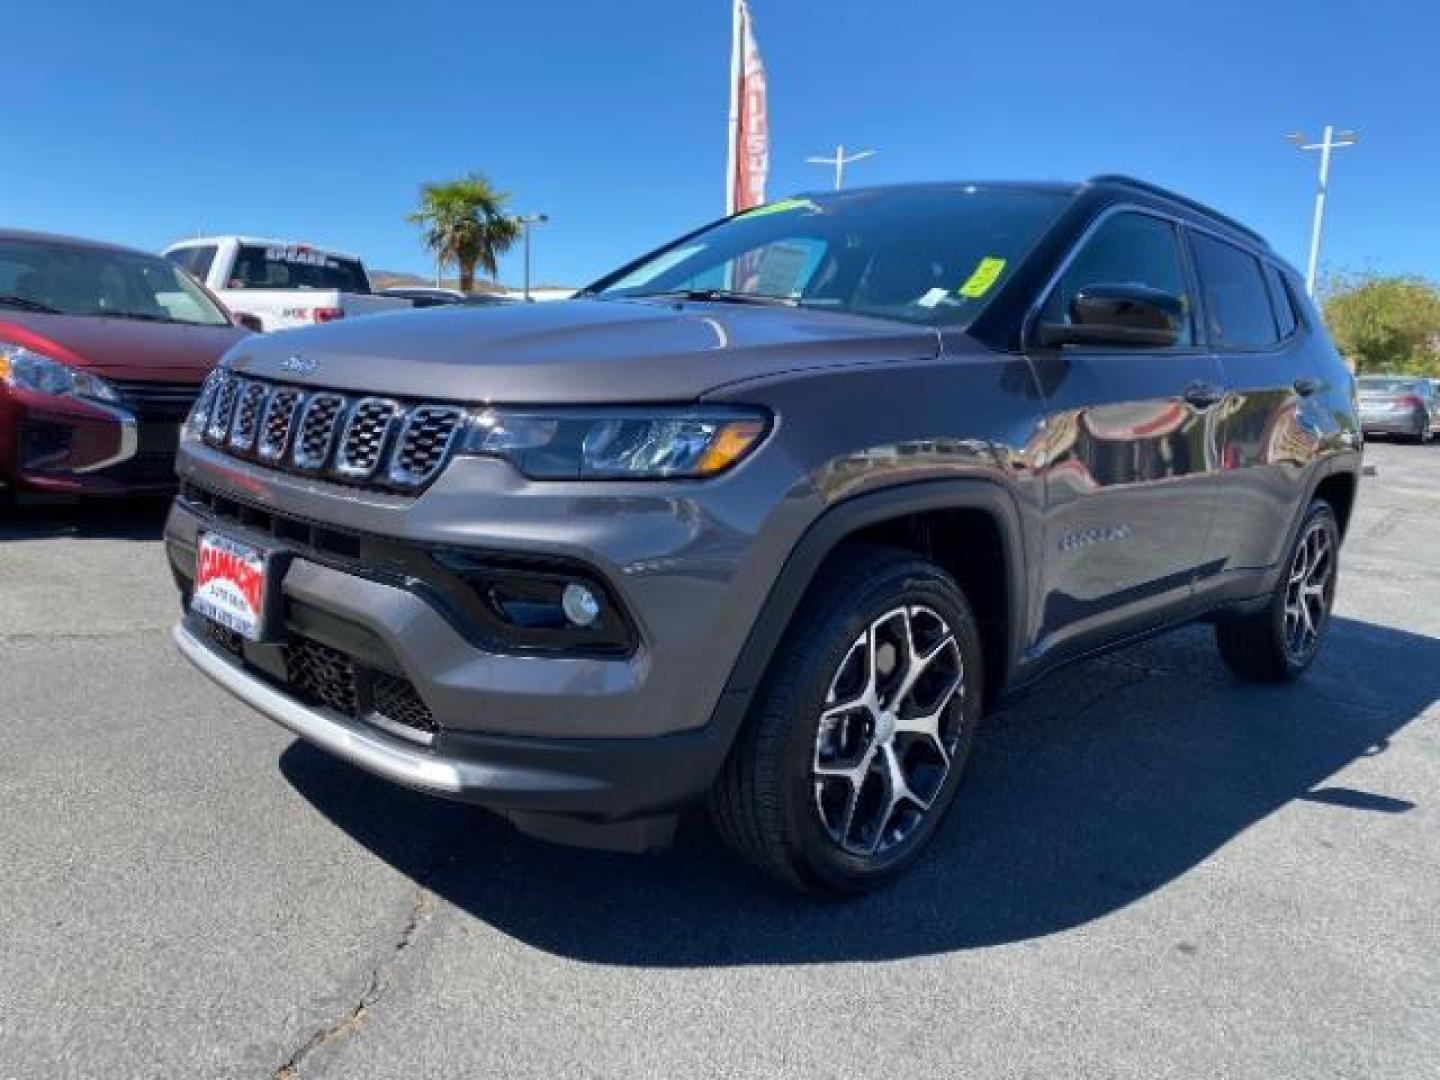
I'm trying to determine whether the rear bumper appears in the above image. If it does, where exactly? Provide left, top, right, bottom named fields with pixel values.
left=1359, top=411, right=1424, bottom=436
left=173, top=618, right=733, bottom=825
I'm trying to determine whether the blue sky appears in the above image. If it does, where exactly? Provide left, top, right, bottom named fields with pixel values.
left=6, top=0, right=1435, bottom=288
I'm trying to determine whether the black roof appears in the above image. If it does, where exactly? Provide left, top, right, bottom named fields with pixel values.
left=1086, top=174, right=1269, bottom=248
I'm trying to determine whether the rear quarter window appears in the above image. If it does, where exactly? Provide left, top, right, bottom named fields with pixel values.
left=1261, top=262, right=1299, bottom=339
left=1190, top=232, right=1279, bottom=350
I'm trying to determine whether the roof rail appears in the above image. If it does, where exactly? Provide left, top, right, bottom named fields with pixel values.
left=1087, top=174, right=1268, bottom=247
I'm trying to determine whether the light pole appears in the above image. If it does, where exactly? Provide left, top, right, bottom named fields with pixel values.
left=1287, top=126, right=1357, bottom=297
left=515, top=213, right=549, bottom=302
left=805, top=144, right=877, bottom=191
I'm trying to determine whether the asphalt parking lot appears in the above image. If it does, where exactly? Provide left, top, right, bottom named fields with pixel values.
left=2, top=441, right=1438, bottom=1079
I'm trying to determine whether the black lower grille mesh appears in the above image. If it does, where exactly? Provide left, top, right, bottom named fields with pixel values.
left=284, top=637, right=359, bottom=716
left=372, top=672, right=439, bottom=734
left=203, top=618, right=245, bottom=658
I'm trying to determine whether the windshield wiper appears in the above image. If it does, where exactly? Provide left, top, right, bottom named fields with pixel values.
left=0, top=294, right=59, bottom=313
left=633, top=288, right=801, bottom=307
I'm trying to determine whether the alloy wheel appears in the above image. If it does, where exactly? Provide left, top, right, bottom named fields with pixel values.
left=1283, top=518, right=1336, bottom=663
left=812, top=605, right=966, bottom=858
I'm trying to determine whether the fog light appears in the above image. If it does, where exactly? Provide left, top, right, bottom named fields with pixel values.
left=562, top=582, right=601, bottom=627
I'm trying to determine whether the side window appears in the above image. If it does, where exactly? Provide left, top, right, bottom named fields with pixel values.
left=1043, top=212, right=1194, bottom=346
left=1190, top=233, right=1279, bottom=349
left=1261, top=261, right=1298, bottom=340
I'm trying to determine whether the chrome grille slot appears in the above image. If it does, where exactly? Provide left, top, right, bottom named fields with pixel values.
left=388, top=406, right=466, bottom=489
left=228, top=381, right=269, bottom=453
left=202, top=378, right=466, bottom=493
left=336, top=397, right=400, bottom=479
left=257, top=387, right=305, bottom=462
left=204, top=373, right=240, bottom=444
left=293, top=393, right=348, bottom=471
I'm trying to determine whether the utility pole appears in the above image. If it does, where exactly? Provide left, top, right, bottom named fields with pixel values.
left=514, top=214, right=549, bottom=302
left=805, top=144, right=877, bottom=191
left=1287, top=126, right=1358, bottom=297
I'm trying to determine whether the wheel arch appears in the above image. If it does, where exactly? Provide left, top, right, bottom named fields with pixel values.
left=711, top=480, right=1029, bottom=739
left=1313, top=468, right=1359, bottom=539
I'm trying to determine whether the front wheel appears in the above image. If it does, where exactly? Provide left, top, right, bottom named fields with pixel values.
left=1215, top=500, right=1340, bottom=682
left=710, top=545, right=984, bottom=894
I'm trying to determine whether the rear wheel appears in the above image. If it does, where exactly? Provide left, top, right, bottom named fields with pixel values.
left=1215, top=500, right=1340, bottom=682
left=710, top=545, right=984, bottom=894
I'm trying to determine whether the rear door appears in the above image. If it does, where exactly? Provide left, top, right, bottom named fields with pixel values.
left=1029, top=210, right=1227, bottom=661
left=1191, top=233, right=1322, bottom=580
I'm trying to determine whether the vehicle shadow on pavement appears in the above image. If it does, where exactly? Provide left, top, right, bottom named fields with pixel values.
left=0, top=497, right=169, bottom=542
left=280, top=615, right=1439, bottom=966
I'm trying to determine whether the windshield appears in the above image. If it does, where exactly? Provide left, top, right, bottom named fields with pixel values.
left=0, top=238, right=231, bottom=326
left=227, top=244, right=370, bottom=293
left=590, top=186, right=1069, bottom=327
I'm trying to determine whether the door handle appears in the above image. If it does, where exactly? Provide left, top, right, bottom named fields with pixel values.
left=1293, top=377, right=1321, bottom=397
left=1183, top=381, right=1225, bottom=409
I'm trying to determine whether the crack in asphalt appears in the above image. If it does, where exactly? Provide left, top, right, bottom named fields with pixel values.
left=273, top=887, right=436, bottom=1079
left=0, top=627, right=167, bottom=643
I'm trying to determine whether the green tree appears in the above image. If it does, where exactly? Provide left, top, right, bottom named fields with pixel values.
left=1321, top=273, right=1440, bottom=375
left=408, top=173, right=520, bottom=293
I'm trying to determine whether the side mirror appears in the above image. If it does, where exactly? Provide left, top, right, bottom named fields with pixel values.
left=1036, top=284, right=1184, bottom=348
left=232, top=311, right=265, bottom=333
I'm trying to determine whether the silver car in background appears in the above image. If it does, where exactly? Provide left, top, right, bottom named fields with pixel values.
left=1357, top=375, right=1439, bottom=443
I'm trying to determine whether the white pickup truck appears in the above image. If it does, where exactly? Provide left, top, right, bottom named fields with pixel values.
left=163, top=236, right=411, bottom=331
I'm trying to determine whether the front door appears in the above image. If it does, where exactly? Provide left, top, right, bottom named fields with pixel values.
left=1027, top=210, right=1227, bottom=663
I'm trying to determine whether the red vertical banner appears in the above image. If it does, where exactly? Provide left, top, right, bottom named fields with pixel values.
left=727, top=0, right=769, bottom=214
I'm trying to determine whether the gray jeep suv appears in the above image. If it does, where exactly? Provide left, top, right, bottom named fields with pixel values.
left=166, top=176, right=1362, bottom=893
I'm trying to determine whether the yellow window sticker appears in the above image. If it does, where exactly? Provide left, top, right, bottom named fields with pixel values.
left=742, top=198, right=818, bottom=218
left=958, top=256, right=1007, bottom=298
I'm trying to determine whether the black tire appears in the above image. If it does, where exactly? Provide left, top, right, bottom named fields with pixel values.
left=1215, top=500, right=1340, bottom=682
left=709, top=544, right=985, bottom=895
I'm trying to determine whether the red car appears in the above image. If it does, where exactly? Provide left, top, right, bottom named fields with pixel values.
left=0, top=229, right=252, bottom=501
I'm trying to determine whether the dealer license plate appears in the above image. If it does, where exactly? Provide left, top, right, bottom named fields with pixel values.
left=192, top=533, right=270, bottom=641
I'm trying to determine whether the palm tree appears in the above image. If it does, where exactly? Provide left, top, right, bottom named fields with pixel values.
left=408, top=173, right=520, bottom=293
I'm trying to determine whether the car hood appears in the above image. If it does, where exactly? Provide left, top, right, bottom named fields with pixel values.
left=220, top=298, right=942, bottom=403
left=0, top=311, right=249, bottom=381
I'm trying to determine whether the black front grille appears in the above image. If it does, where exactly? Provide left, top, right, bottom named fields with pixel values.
left=193, top=606, right=440, bottom=741
left=116, top=421, right=183, bottom=481
left=372, top=672, right=438, bottom=735
left=206, top=377, right=240, bottom=442
left=258, top=387, right=304, bottom=462
left=203, top=618, right=245, bottom=658
left=195, top=372, right=466, bottom=493
left=112, top=379, right=201, bottom=422
left=336, top=397, right=400, bottom=479
left=229, top=381, right=267, bottom=452
left=284, top=637, right=359, bottom=715
left=294, top=393, right=347, bottom=470
left=389, top=406, right=466, bottom=487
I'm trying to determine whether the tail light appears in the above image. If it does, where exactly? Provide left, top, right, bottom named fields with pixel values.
left=1400, top=394, right=1424, bottom=410
left=311, top=307, right=345, bottom=324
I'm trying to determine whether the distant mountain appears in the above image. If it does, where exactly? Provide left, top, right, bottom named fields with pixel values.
left=368, top=270, right=507, bottom=294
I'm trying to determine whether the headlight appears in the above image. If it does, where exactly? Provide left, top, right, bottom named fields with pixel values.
left=459, top=407, right=769, bottom=479
left=0, top=342, right=122, bottom=405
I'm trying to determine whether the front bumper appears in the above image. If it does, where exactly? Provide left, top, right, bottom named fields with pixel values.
left=172, top=618, right=732, bottom=830
left=0, top=383, right=192, bottom=496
